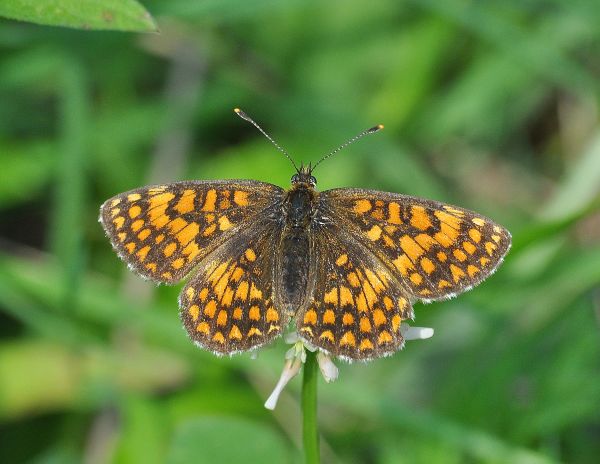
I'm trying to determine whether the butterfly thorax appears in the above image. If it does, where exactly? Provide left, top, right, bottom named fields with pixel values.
left=286, top=182, right=317, bottom=227
left=274, top=181, right=319, bottom=316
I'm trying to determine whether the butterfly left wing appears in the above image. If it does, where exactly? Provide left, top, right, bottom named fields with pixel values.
left=319, top=188, right=511, bottom=301
left=179, top=222, right=288, bottom=354
left=297, top=227, right=413, bottom=361
left=99, top=180, right=283, bottom=284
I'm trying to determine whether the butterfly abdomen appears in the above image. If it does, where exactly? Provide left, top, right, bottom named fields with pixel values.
left=274, top=184, right=318, bottom=315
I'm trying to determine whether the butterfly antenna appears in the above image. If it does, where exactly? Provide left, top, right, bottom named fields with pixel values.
left=312, top=123, right=384, bottom=171
left=234, top=108, right=299, bottom=172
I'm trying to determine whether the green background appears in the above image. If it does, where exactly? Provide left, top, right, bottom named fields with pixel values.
left=1, top=1, right=599, bottom=463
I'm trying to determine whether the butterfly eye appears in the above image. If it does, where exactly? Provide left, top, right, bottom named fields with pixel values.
left=291, top=174, right=299, bottom=183
left=309, top=176, right=317, bottom=186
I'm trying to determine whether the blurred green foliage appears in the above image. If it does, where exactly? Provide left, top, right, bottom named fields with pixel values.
left=1, top=0, right=600, bottom=463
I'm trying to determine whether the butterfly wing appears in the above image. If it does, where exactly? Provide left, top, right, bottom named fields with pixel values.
left=99, top=180, right=284, bottom=284
left=179, top=220, right=288, bottom=354
left=297, top=226, right=413, bottom=361
left=319, top=188, right=511, bottom=301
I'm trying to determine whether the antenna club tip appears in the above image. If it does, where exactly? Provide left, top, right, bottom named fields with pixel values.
left=367, top=124, right=384, bottom=133
left=234, top=107, right=251, bottom=122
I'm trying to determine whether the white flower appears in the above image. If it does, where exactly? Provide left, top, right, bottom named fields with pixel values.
left=264, top=356, right=303, bottom=410
left=264, top=325, right=433, bottom=410
left=400, top=324, right=434, bottom=341
left=316, top=352, right=338, bottom=383
left=264, top=331, right=339, bottom=410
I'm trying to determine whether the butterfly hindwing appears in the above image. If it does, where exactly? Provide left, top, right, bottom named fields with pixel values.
left=99, top=180, right=283, bottom=284
left=179, top=223, right=289, bottom=354
left=297, top=227, right=413, bottom=361
left=320, top=188, right=511, bottom=301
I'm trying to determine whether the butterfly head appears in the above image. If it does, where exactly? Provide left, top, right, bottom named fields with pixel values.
left=291, top=162, right=317, bottom=187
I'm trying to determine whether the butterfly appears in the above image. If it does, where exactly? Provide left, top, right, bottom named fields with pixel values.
left=99, top=109, right=511, bottom=361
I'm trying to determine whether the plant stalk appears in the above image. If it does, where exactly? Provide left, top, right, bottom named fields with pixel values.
left=302, top=350, right=320, bottom=464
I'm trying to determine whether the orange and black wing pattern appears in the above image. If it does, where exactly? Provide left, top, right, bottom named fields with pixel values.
left=320, top=188, right=511, bottom=302
left=99, top=180, right=283, bottom=284
left=179, top=223, right=288, bottom=354
left=297, top=229, right=413, bottom=361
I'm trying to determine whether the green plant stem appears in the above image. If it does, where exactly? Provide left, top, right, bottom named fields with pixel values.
left=302, top=351, right=320, bottom=464
left=52, top=57, right=88, bottom=313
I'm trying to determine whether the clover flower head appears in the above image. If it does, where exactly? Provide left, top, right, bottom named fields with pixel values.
left=264, top=331, right=338, bottom=410
left=264, top=324, right=433, bottom=410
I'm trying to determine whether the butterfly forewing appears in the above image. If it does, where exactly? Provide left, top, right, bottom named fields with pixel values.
left=99, top=180, right=283, bottom=283
left=320, top=188, right=511, bottom=301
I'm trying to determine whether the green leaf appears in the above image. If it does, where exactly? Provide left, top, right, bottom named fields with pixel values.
left=0, top=0, right=157, bottom=32
left=166, top=417, right=290, bottom=464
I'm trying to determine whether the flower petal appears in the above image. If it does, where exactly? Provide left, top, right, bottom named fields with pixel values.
left=401, top=325, right=434, bottom=340
left=317, top=352, right=339, bottom=383
left=264, top=358, right=302, bottom=410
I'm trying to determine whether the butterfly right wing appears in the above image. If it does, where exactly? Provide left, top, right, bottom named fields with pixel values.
left=319, top=188, right=511, bottom=302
